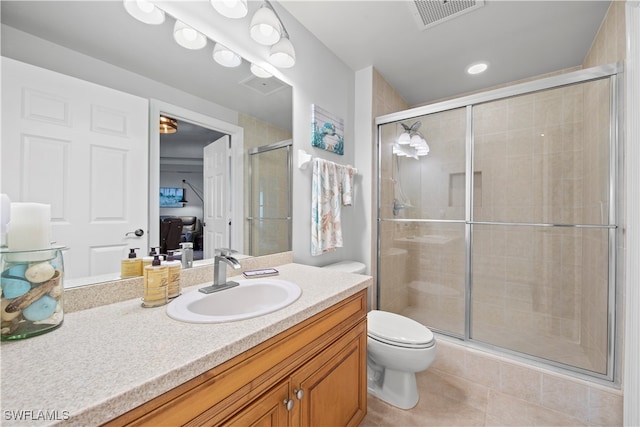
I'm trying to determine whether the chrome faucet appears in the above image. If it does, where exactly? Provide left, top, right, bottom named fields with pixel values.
left=199, top=248, right=242, bottom=294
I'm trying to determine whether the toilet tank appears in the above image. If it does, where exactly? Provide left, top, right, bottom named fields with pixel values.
left=323, top=260, right=366, bottom=274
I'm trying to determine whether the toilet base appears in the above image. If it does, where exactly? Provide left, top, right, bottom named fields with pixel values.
left=367, top=367, right=419, bottom=410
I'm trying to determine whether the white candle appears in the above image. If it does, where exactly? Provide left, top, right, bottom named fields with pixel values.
left=8, top=203, right=52, bottom=251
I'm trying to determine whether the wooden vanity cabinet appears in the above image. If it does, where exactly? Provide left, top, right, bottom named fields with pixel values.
left=105, top=289, right=367, bottom=427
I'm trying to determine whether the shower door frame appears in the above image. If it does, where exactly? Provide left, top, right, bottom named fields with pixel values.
left=247, top=139, right=293, bottom=256
left=375, top=62, right=623, bottom=382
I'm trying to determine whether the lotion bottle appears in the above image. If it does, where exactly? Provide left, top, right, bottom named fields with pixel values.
left=142, top=255, right=168, bottom=307
left=164, top=250, right=181, bottom=299
left=121, top=248, right=142, bottom=278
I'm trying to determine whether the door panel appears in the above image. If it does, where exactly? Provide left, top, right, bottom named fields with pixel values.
left=1, top=58, right=148, bottom=280
left=203, top=135, right=230, bottom=257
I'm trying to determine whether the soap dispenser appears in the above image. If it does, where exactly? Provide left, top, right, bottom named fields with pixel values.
left=164, top=250, right=181, bottom=299
left=121, top=248, right=142, bottom=278
left=179, top=242, right=193, bottom=269
left=142, top=255, right=168, bottom=307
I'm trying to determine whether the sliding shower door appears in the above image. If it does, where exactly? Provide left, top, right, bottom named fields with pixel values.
left=377, top=63, right=620, bottom=379
left=378, top=108, right=468, bottom=336
left=470, top=78, right=615, bottom=375
left=248, top=140, right=292, bottom=256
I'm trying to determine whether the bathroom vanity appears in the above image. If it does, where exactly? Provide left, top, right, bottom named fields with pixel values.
left=107, top=288, right=367, bottom=426
left=0, top=262, right=370, bottom=426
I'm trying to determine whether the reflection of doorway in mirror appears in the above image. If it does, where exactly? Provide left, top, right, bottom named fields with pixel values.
left=150, top=100, right=245, bottom=259
left=160, top=120, right=229, bottom=260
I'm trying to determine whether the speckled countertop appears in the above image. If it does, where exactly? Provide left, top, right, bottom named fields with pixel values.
left=0, top=263, right=371, bottom=426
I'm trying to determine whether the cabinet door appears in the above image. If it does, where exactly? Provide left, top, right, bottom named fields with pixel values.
left=291, top=321, right=367, bottom=427
left=221, top=380, right=291, bottom=427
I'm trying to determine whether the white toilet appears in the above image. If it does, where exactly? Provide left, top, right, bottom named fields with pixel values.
left=323, top=260, right=437, bottom=410
left=367, top=310, right=436, bottom=409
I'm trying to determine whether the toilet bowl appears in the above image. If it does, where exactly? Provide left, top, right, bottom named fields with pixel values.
left=367, top=310, right=436, bottom=409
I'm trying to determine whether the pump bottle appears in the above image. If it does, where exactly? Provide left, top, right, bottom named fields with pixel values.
left=142, top=255, right=168, bottom=307
left=164, top=250, right=181, bottom=299
left=121, top=248, right=142, bottom=278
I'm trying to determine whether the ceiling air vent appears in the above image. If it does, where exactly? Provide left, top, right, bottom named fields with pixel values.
left=410, top=0, right=484, bottom=31
left=240, top=75, right=288, bottom=96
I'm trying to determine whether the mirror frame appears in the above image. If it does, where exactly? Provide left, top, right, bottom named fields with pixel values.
left=149, top=99, right=245, bottom=256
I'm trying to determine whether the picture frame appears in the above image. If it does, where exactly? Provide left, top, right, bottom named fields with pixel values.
left=311, top=104, right=344, bottom=155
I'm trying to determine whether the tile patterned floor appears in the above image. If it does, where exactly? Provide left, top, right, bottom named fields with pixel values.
left=360, top=370, right=589, bottom=427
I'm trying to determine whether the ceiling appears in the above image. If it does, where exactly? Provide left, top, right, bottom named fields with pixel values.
left=1, top=0, right=611, bottom=120
left=281, top=0, right=611, bottom=106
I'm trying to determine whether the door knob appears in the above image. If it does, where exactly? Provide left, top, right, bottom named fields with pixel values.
left=294, top=388, right=304, bottom=400
left=125, top=229, right=144, bottom=237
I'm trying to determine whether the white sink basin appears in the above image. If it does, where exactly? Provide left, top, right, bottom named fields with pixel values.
left=166, top=278, right=302, bottom=323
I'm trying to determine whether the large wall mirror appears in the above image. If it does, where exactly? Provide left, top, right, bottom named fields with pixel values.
left=1, top=1, right=293, bottom=287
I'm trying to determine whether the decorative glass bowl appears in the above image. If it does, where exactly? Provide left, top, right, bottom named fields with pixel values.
left=1, top=247, right=65, bottom=340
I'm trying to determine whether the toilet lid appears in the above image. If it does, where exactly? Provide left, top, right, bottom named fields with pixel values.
left=368, top=310, right=434, bottom=348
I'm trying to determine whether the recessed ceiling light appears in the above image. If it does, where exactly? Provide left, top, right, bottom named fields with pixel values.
left=466, top=62, right=488, bottom=75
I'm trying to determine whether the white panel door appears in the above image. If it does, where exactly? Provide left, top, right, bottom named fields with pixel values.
left=203, top=135, right=230, bottom=258
left=1, top=58, right=148, bottom=280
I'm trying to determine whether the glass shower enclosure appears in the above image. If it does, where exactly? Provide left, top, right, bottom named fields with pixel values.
left=248, top=140, right=292, bottom=256
left=377, top=63, right=622, bottom=380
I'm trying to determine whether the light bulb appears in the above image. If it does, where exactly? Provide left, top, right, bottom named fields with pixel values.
left=211, top=0, right=248, bottom=18
left=269, top=37, right=296, bottom=68
left=123, top=0, right=165, bottom=24
left=250, top=63, right=273, bottom=78
left=174, top=21, right=207, bottom=50
left=397, top=132, right=411, bottom=144
left=250, top=5, right=281, bottom=45
left=213, top=43, right=242, bottom=67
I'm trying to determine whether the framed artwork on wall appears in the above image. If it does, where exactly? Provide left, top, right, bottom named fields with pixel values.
left=311, top=104, right=344, bottom=155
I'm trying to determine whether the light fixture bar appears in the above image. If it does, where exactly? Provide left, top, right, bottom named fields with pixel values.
left=264, top=0, right=289, bottom=40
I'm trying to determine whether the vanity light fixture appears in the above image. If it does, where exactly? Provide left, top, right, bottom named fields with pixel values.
left=466, top=61, right=488, bottom=75
left=250, top=63, right=273, bottom=78
left=213, top=43, right=242, bottom=67
left=250, top=2, right=282, bottom=46
left=159, top=115, right=178, bottom=134
left=123, top=0, right=165, bottom=25
left=210, top=0, right=248, bottom=19
left=250, top=1, right=296, bottom=68
left=174, top=20, right=207, bottom=50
